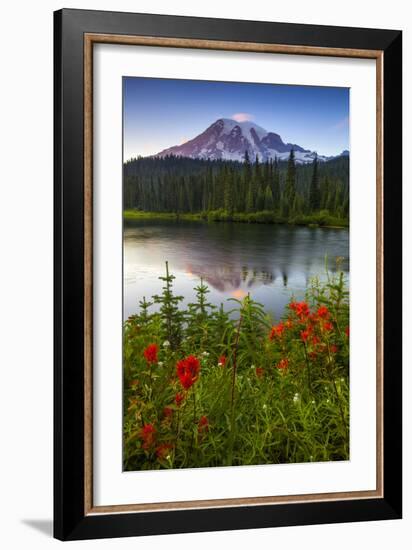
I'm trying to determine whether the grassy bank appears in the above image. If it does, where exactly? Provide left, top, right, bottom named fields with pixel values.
left=123, top=264, right=349, bottom=471
left=124, top=209, right=349, bottom=228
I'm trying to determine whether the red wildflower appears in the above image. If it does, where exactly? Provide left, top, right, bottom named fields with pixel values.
left=156, top=443, right=173, bottom=460
left=255, top=367, right=264, bottom=378
left=317, top=305, right=330, bottom=319
left=143, top=343, right=159, bottom=364
left=139, top=423, right=156, bottom=450
left=176, top=355, right=200, bottom=390
left=309, top=351, right=318, bottom=360
left=345, top=326, right=350, bottom=338
left=300, top=327, right=312, bottom=342
left=308, top=313, right=318, bottom=325
left=330, top=344, right=338, bottom=354
left=289, top=301, right=298, bottom=311
left=323, top=321, right=334, bottom=332
left=285, top=319, right=294, bottom=329
left=311, top=335, right=320, bottom=346
left=276, top=358, right=289, bottom=370
left=163, top=406, right=173, bottom=418
left=218, top=355, right=227, bottom=367
left=269, top=322, right=285, bottom=340
left=198, top=415, right=209, bottom=433
left=295, top=301, right=310, bottom=318
left=175, top=393, right=184, bottom=407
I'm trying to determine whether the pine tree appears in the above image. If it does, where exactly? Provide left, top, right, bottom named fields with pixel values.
left=186, top=278, right=215, bottom=347
left=309, top=154, right=320, bottom=212
left=243, top=150, right=252, bottom=187
left=263, top=185, right=273, bottom=210
left=320, top=176, right=331, bottom=210
left=223, top=166, right=233, bottom=214
left=284, top=149, right=296, bottom=216
left=137, top=296, right=153, bottom=326
left=272, top=157, right=280, bottom=209
left=256, top=184, right=265, bottom=211
left=245, top=182, right=254, bottom=213
left=123, top=153, right=349, bottom=221
left=152, top=261, right=184, bottom=350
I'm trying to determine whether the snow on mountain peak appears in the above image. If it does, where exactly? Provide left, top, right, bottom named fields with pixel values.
left=154, top=118, right=346, bottom=164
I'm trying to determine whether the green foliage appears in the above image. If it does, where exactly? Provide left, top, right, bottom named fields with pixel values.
left=309, top=154, right=321, bottom=211
left=123, top=263, right=350, bottom=471
left=123, top=153, right=349, bottom=222
left=152, top=261, right=184, bottom=350
left=186, top=278, right=216, bottom=348
left=283, top=149, right=297, bottom=214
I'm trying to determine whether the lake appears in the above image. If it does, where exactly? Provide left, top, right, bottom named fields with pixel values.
left=124, top=219, right=349, bottom=322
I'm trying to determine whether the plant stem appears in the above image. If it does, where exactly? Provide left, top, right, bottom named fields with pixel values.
left=227, top=308, right=244, bottom=466
left=189, top=389, right=197, bottom=453
left=231, top=312, right=243, bottom=410
left=302, top=342, right=312, bottom=393
left=326, top=347, right=348, bottom=434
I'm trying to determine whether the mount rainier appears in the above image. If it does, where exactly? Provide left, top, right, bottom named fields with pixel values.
left=154, top=118, right=348, bottom=164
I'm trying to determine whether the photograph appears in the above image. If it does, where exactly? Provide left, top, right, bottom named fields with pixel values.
left=122, top=77, right=350, bottom=471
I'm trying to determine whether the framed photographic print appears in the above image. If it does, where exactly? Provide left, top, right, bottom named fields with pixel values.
left=54, top=8, right=402, bottom=541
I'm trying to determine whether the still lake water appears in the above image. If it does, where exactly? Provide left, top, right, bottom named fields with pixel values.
left=124, top=220, right=349, bottom=322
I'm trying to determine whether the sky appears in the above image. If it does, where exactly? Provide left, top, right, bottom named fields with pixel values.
left=123, top=77, right=349, bottom=161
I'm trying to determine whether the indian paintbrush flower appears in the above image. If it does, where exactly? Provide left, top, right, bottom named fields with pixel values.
left=198, top=415, right=209, bottom=433
left=143, top=343, right=159, bottom=364
left=290, top=300, right=310, bottom=318
left=156, top=443, right=173, bottom=460
left=276, top=358, right=289, bottom=370
left=269, top=321, right=285, bottom=340
left=218, top=355, right=227, bottom=367
left=175, top=393, right=184, bottom=406
left=317, top=305, right=330, bottom=319
left=322, top=321, right=334, bottom=332
left=300, top=327, right=312, bottom=342
left=139, top=423, right=156, bottom=450
left=176, top=355, right=200, bottom=390
left=255, top=367, right=264, bottom=378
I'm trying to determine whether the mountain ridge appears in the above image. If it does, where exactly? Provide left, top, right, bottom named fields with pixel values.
left=153, top=118, right=348, bottom=164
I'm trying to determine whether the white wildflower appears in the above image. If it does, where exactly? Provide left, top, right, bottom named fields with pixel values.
left=263, top=404, right=267, bottom=410
left=293, top=393, right=300, bottom=403
left=202, top=351, right=209, bottom=357
left=162, top=340, right=170, bottom=348
left=158, top=362, right=164, bottom=367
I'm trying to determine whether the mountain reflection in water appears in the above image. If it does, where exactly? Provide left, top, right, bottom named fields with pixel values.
left=124, top=219, right=349, bottom=321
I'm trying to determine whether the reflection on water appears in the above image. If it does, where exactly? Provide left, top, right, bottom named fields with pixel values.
left=124, top=219, right=349, bottom=321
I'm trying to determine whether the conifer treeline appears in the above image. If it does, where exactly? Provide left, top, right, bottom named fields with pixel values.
left=124, top=151, right=349, bottom=219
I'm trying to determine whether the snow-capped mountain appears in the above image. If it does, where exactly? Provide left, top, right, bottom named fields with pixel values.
left=154, top=118, right=346, bottom=164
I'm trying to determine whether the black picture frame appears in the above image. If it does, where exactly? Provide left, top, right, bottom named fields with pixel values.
left=54, top=8, right=402, bottom=541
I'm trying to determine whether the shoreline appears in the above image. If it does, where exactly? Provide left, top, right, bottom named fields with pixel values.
left=123, top=210, right=349, bottom=229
